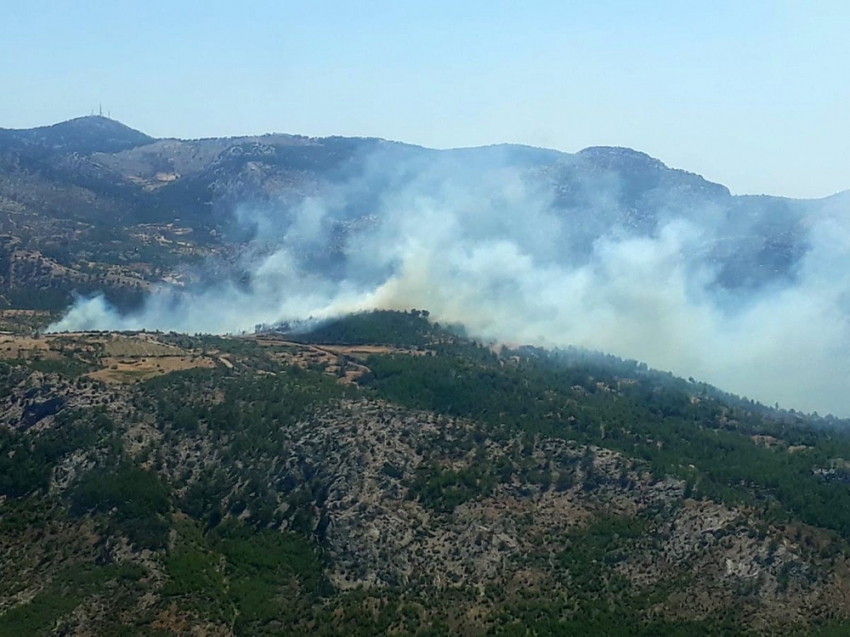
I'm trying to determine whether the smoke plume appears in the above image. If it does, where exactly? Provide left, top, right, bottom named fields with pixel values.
left=49, top=146, right=850, bottom=416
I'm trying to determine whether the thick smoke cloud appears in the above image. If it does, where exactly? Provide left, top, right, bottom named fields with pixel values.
left=49, top=147, right=850, bottom=416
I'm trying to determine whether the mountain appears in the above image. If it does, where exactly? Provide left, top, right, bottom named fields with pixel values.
left=2, top=311, right=850, bottom=635
left=3, top=117, right=850, bottom=634
left=0, top=117, right=829, bottom=317
left=0, top=115, right=154, bottom=154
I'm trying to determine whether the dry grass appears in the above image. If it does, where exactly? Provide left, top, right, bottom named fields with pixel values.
left=0, top=332, right=216, bottom=383
left=0, top=335, right=57, bottom=358
left=88, top=355, right=215, bottom=384
left=101, top=335, right=182, bottom=358
left=252, top=339, right=386, bottom=385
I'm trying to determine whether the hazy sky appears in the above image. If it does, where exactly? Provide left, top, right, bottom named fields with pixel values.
left=2, top=0, right=848, bottom=198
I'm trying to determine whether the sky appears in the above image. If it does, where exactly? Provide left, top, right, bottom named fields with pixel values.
left=1, top=0, right=848, bottom=199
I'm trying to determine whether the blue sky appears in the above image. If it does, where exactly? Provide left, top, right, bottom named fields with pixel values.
left=2, top=0, right=848, bottom=198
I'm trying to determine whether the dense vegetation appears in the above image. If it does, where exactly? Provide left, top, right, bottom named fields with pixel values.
left=3, top=311, right=850, bottom=634
left=284, top=309, right=440, bottom=347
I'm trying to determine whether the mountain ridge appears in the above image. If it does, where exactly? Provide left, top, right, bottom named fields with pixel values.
left=0, top=115, right=154, bottom=154
left=4, top=115, right=845, bottom=200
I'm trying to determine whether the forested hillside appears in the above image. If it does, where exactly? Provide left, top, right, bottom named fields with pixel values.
left=2, top=311, right=850, bottom=635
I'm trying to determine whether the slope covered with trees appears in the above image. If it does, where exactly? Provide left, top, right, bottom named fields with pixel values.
left=1, top=311, right=850, bottom=635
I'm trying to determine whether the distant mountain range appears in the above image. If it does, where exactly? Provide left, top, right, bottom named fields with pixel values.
left=1, top=115, right=839, bottom=308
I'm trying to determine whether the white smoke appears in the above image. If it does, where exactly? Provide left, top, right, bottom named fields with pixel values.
left=49, top=149, right=850, bottom=416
